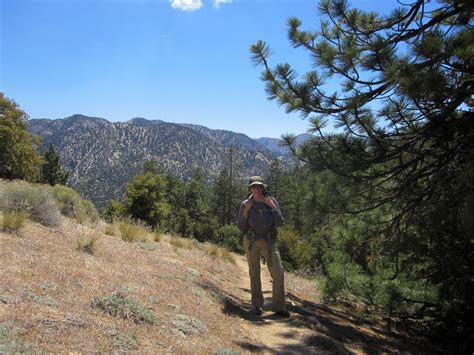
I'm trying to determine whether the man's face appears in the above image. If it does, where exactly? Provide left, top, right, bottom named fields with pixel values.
left=250, top=185, right=263, bottom=196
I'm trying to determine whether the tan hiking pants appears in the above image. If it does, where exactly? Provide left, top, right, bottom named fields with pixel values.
left=243, top=237, right=286, bottom=312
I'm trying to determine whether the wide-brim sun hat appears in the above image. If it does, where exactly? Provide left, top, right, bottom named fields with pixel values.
left=248, top=176, right=264, bottom=189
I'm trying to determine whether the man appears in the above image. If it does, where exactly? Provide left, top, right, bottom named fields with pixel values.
left=238, top=176, right=290, bottom=317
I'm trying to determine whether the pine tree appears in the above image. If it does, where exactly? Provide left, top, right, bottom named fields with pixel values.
left=0, top=93, right=43, bottom=181
left=142, top=158, right=163, bottom=175
left=182, top=168, right=217, bottom=242
left=265, top=159, right=283, bottom=199
left=250, top=0, right=473, bottom=329
left=212, top=169, right=231, bottom=226
left=212, top=146, right=244, bottom=226
left=40, top=143, right=69, bottom=186
left=123, top=172, right=170, bottom=228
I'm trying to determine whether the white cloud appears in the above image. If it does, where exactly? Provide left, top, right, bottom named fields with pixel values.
left=213, top=0, right=233, bottom=9
left=170, top=0, right=203, bottom=11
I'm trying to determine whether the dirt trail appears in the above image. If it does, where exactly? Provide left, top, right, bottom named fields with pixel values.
left=223, top=255, right=442, bottom=354
left=231, top=256, right=316, bottom=354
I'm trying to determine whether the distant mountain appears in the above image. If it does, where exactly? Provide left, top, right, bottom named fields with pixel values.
left=28, top=115, right=277, bottom=209
left=181, top=123, right=272, bottom=154
left=256, top=134, right=313, bottom=156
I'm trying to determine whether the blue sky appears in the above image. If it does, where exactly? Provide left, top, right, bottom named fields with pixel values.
left=1, top=0, right=393, bottom=138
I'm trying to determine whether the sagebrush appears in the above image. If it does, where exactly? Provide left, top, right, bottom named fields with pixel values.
left=0, top=181, right=61, bottom=226
left=52, top=185, right=99, bottom=224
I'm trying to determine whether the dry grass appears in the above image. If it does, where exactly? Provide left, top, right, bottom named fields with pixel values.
left=1, top=211, right=28, bottom=233
left=75, top=210, right=92, bottom=225
left=204, top=244, right=235, bottom=264
left=0, top=214, right=445, bottom=353
left=115, top=218, right=153, bottom=242
left=76, top=232, right=99, bottom=255
left=104, top=223, right=118, bottom=236
left=0, top=219, right=251, bottom=353
left=169, top=235, right=198, bottom=251
left=153, top=231, right=163, bottom=242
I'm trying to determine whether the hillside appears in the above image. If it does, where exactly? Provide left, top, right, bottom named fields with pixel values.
left=255, top=134, right=313, bottom=157
left=1, top=216, right=449, bottom=353
left=181, top=123, right=272, bottom=154
left=28, top=115, right=276, bottom=208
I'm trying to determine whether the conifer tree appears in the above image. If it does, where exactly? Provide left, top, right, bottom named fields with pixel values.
left=265, top=158, right=284, bottom=198
left=40, top=143, right=69, bottom=186
left=0, top=93, right=43, bottom=181
left=123, top=172, right=170, bottom=228
left=212, top=168, right=231, bottom=226
left=142, top=158, right=163, bottom=175
left=251, top=0, right=473, bottom=329
left=212, top=146, right=244, bottom=226
left=182, top=168, right=217, bottom=241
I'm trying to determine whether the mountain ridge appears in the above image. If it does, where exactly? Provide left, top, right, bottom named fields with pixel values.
left=28, top=115, right=281, bottom=208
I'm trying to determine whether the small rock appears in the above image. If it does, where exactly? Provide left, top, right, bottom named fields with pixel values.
left=0, top=295, right=18, bottom=304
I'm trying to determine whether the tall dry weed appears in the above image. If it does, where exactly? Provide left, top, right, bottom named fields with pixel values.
left=104, top=223, right=119, bottom=236
left=204, top=243, right=235, bottom=264
left=115, top=218, right=152, bottom=242
left=170, top=236, right=197, bottom=250
left=76, top=231, right=99, bottom=254
left=1, top=211, right=28, bottom=233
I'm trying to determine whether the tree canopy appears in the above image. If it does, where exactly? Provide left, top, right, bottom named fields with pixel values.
left=250, top=0, right=473, bottom=332
left=40, top=143, right=69, bottom=186
left=0, top=93, right=43, bottom=181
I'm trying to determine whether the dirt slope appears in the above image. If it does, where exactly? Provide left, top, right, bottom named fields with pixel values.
left=0, top=218, right=443, bottom=353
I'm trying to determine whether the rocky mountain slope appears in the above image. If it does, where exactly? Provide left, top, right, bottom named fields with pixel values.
left=181, top=123, right=270, bottom=153
left=256, top=133, right=313, bottom=156
left=28, top=115, right=277, bottom=208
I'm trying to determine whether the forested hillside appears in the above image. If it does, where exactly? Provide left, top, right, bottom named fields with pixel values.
left=28, top=115, right=276, bottom=208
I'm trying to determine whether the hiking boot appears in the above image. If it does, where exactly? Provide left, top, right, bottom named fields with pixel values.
left=274, top=310, right=290, bottom=317
left=254, top=307, right=263, bottom=316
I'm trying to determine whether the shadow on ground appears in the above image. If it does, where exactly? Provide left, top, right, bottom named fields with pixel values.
left=200, top=281, right=445, bottom=354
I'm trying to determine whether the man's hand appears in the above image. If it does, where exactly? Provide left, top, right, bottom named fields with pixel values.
left=264, top=197, right=276, bottom=210
left=243, top=195, right=254, bottom=219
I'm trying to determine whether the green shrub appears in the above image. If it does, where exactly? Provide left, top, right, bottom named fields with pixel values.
left=0, top=181, right=60, bottom=226
left=123, top=172, right=170, bottom=228
left=0, top=321, right=41, bottom=353
left=91, top=293, right=158, bottom=324
left=171, top=314, right=207, bottom=336
left=24, top=290, right=57, bottom=307
left=51, top=185, right=99, bottom=224
left=1, top=211, right=28, bottom=233
left=277, top=227, right=301, bottom=271
left=102, top=200, right=123, bottom=222
left=109, top=330, right=139, bottom=351
left=215, top=224, right=243, bottom=253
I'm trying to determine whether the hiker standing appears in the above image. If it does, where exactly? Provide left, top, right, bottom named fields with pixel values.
left=238, top=176, right=290, bottom=317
